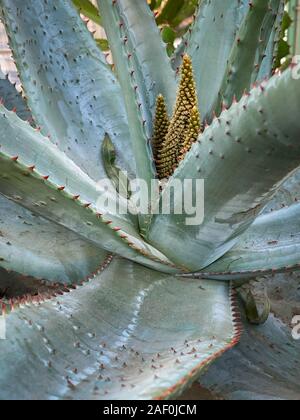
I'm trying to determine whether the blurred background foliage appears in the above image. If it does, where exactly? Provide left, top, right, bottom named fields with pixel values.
left=73, top=0, right=299, bottom=68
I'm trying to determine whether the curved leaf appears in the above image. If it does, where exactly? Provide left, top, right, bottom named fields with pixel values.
left=216, top=0, right=270, bottom=112
left=0, top=195, right=109, bottom=284
left=255, top=0, right=285, bottom=83
left=263, top=166, right=300, bottom=212
left=0, top=257, right=239, bottom=400
left=184, top=163, right=300, bottom=280
left=200, top=273, right=300, bottom=400
left=0, top=267, right=75, bottom=300
left=0, top=106, right=179, bottom=274
left=148, top=68, right=300, bottom=271
left=0, top=0, right=135, bottom=181
left=186, top=203, right=300, bottom=281
left=0, top=104, right=136, bottom=228
left=0, top=69, right=32, bottom=122
left=98, top=0, right=177, bottom=231
left=98, top=0, right=176, bottom=129
left=180, top=0, right=249, bottom=121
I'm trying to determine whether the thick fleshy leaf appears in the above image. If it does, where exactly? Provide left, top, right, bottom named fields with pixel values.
left=179, top=0, right=249, bottom=121
left=193, top=162, right=300, bottom=280
left=98, top=0, right=176, bottom=231
left=99, top=0, right=176, bottom=119
left=0, top=69, right=32, bottom=122
left=0, top=257, right=239, bottom=400
left=255, top=0, right=285, bottom=83
left=263, top=166, right=300, bottom=212
left=0, top=106, right=178, bottom=274
left=0, top=267, right=74, bottom=300
left=147, top=68, right=300, bottom=271
left=0, top=264, right=111, bottom=300
left=0, top=0, right=135, bottom=180
left=189, top=204, right=300, bottom=281
left=184, top=165, right=300, bottom=280
left=216, top=0, right=270, bottom=112
left=0, top=195, right=109, bottom=284
left=200, top=273, right=300, bottom=400
left=0, top=104, right=136, bottom=227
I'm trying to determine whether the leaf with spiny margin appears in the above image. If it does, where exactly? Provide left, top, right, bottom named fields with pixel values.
left=147, top=68, right=300, bottom=272
left=72, top=0, right=102, bottom=25
left=184, top=162, right=300, bottom=280
left=0, top=257, right=238, bottom=400
left=201, top=273, right=300, bottom=400
left=0, top=267, right=76, bottom=300
left=102, top=134, right=131, bottom=199
left=181, top=0, right=250, bottom=122
left=263, top=167, right=300, bottom=213
left=185, top=204, right=300, bottom=281
left=215, top=0, right=270, bottom=112
left=254, top=0, right=285, bottom=84
left=0, top=195, right=109, bottom=284
left=0, top=69, right=32, bottom=122
left=252, top=0, right=285, bottom=83
left=98, top=0, right=176, bottom=231
left=0, top=106, right=178, bottom=274
left=0, top=0, right=135, bottom=181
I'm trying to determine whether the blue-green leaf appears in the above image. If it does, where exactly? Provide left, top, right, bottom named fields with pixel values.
left=216, top=0, right=270, bottom=112
left=0, top=106, right=178, bottom=274
left=98, top=0, right=176, bottom=232
left=0, top=0, right=135, bottom=181
left=0, top=69, right=32, bottom=122
left=201, top=273, right=300, bottom=399
left=255, top=0, right=285, bottom=83
left=180, top=0, right=249, bottom=121
left=0, top=195, right=109, bottom=284
left=147, top=68, right=300, bottom=272
left=0, top=257, right=238, bottom=400
left=186, top=203, right=300, bottom=281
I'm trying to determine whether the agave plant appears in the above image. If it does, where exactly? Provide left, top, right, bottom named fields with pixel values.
left=0, top=0, right=300, bottom=400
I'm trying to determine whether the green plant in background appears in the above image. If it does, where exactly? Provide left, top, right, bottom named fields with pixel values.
left=0, top=0, right=300, bottom=400
left=73, top=0, right=102, bottom=24
left=73, top=0, right=198, bottom=55
left=73, top=0, right=298, bottom=59
left=151, top=0, right=199, bottom=56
